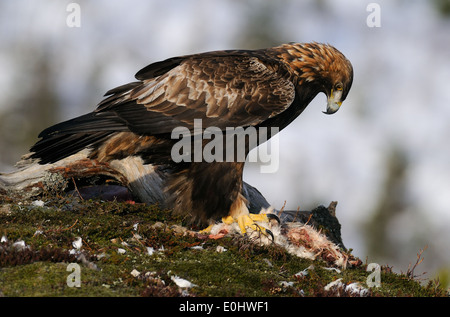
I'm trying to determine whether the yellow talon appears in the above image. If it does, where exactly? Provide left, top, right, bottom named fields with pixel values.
left=248, top=213, right=270, bottom=222
left=234, top=213, right=279, bottom=238
left=199, top=213, right=280, bottom=242
left=221, top=215, right=235, bottom=225
left=237, top=214, right=259, bottom=234
left=199, top=224, right=214, bottom=234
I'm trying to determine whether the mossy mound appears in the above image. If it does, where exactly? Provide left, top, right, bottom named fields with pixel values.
left=0, top=195, right=447, bottom=297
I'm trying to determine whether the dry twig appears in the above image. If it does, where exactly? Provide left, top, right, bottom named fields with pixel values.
left=406, top=245, right=428, bottom=280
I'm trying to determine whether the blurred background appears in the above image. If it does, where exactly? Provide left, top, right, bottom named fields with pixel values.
left=1, top=0, right=449, bottom=285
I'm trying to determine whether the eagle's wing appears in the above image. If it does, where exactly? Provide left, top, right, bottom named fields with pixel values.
left=95, top=52, right=295, bottom=135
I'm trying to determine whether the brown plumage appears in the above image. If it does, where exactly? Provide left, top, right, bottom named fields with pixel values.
left=30, top=42, right=353, bottom=227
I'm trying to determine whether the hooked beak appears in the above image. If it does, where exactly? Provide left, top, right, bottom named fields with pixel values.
left=323, top=89, right=343, bottom=115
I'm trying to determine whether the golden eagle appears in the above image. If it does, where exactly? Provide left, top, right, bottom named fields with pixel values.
left=30, top=42, right=353, bottom=237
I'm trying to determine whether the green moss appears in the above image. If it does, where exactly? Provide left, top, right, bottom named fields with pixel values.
left=0, top=196, right=448, bottom=297
left=0, top=262, right=140, bottom=296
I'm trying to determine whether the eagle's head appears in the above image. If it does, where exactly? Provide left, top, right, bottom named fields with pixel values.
left=278, top=42, right=354, bottom=115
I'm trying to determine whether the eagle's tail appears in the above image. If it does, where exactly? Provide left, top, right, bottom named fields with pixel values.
left=30, top=111, right=128, bottom=164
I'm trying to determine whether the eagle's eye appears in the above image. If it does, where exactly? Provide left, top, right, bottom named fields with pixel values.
left=335, top=83, right=343, bottom=91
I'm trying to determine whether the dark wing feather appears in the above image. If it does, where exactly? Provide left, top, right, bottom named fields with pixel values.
left=96, top=52, right=296, bottom=135
left=134, top=57, right=185, bottom=79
